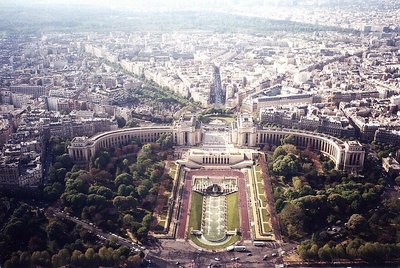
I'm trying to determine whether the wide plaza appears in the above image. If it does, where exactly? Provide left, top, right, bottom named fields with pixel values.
left=170, top=119, right=275, bottom=250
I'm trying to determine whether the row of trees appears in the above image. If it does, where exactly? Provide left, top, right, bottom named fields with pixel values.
left=4, top=246, right=141, bottom=268
left=297, top=239, right=400, bottom=262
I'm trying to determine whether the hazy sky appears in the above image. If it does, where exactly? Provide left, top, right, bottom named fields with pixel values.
left=1, top=0, right=293, bottom=10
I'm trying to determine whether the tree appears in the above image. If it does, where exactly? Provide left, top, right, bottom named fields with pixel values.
left=113, top=196, right=137, bottom=211
left=136, top=185, right=149, bottom=199
left=297, top=240, right=318, bottom=260
left=142, top=214, right=154, bottom=229
left=333, top=244, right=346, bottom=259
left=346, top=238, right=363, bottom=258
left=156, top=134, right=173, bottom=150
left=71, top=250, right=84, bottom=266
left=126, top=254, right=143, bottom=267
left=322, top=160, right=335, bottom=172
left=90, top=185, right=113, bottom=199
left=116, top=116, right=126, bottom=128
left=136, top=226, right=148, bottom=241
left=141, top=179, right=153, bottom=190
left=55, top=154, right=74, bottom=170
left=281, top=134, right=295, bottom=145
left=85, top=248, right=96, bottom=266
left=281, top=144, right=298, bottom=155
left=19, top=252, right=31, bottom=267
left=118, top=184, right=129, bottom=196
left=126, top=119, right=139, bottom=128
left=272, top=154, right=299, bottom=177
left=94, top=151, right=111, bottom=169
left=279, top=203, right=305, bottom=239
left=115, top=173, right=133, bottom=187
left=46, top=221, right=65, bottom=241
left=292, top=176, right=303, bottom=190
left=384, top=197, right=400, bottom=215
left=31, top=251, right=51, bottom=267
left=395, top=176, right=400, bottom=186
left=347, top=214, right=368, bottom=234
left=87, top=194, right=107, bottom=206
left=51, top=249, right=71, bottom=267
left=273, top=146, right=287, bottom=159
left=317, top=244, right=330, bottom=261
left=70, top=193, right=88, bottom=210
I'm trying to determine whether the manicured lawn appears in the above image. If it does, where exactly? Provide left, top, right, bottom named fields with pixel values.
left=189, top=192, right=203, bottom=230
left=263, top=222, right=272, bottom=232
left=257, top=182, right=264, bottom=191
left=259, top=196, right=267, bottom=207
left=260, top=208, right=269, bottom=221
left=190, top=234, right=239, bottom=250
left=226, top=193, right=240, bottom=230
left=159, top=207, right=168, bottom=221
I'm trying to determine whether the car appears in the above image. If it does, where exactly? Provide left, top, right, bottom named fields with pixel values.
left=263, top=255, right=268, bottom=260
left=214, top=257, right=220, bottom=261
left=230, top=258, right=235, bottom=261
left=247, top=253, right=252, bottom=256
left=175, top=261, right=180, bottom=265
left=272, top=253, right=277, bottom=257
left=235, top=257, right=240, bottom=261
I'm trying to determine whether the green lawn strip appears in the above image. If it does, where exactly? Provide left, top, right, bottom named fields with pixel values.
left=226, top=193, right=240, bottom=230
left=190, top=235, right=239, bottom=250
left=256, top=182, right=264, bottom=192
left=159, top=208, right=168, bottom=221
left=189, top=192, right=203, bottom=230
left=260, top=208, right=269, bottom=221
left=169, top=170, right=176, bottom=180
left=262, top=222, right=272, bottom=233
left=259, top=196, right=267, bottom=207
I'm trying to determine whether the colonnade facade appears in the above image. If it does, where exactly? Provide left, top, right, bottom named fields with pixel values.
left=68, top=126, right=174, bottom=163
left=69, top=113, right=365, bottom=172
left=235, top=128, right=364, bottom=171
left=202, top=155, right=231, bottom=165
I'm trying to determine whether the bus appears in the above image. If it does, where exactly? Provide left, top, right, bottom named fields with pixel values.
left=234, top=246, right=246, bottom=252
left=253, top=241, right=266, bottom=247
left=226, top=245, right=247, bottom=252
left=226, top=246, right=234, bottom=252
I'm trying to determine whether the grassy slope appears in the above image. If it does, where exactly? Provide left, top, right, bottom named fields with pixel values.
left=226, top=192, right=240, bottom=230
left=188, top=192, right=203, bottom=230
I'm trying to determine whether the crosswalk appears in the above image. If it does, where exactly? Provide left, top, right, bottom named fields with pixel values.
left=265, top=241, right=280, bottom=249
